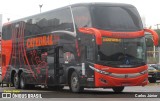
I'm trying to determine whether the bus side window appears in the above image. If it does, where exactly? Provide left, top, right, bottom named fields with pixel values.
left=47, top=56, right=54, bottom=64
left=2, top=25, right=12, bottom=40
left=59, top=48, right=65, bottom=64
left=64, top=52, right=75, bottom=64
left=47, top=48, right=55, bottom=64
left=72, top=6, right=92, bottom=28
left=2, top=55, right=6, bottom=66
left=86, top=46, right=93, bottom=60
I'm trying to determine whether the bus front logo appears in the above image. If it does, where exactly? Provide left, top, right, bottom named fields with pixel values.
left=125, top=74, right=128, bottom=78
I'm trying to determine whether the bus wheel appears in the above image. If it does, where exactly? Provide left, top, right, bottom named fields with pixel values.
left=70, top=71, right=83, bottom=93
left=20, top=73, right=28, bottom=89
left=14, top=73, right=20, bottom=89
left=112, top=86, right=124, bottom=93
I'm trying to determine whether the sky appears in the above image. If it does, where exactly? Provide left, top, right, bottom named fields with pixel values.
left=0, top=0, right=159, bottom=28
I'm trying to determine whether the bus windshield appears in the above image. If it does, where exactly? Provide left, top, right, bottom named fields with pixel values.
left=92, top=6, right=143, bottom=31
left=97, top=37, right=146, bottom=67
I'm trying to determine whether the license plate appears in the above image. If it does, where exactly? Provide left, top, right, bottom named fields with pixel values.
left=121, top=82, right=130, bottom=86
left=121, top=84, right=129, bottom=86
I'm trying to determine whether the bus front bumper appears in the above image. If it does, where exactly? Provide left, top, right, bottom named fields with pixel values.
left=94, top=73, right=148, bottom=87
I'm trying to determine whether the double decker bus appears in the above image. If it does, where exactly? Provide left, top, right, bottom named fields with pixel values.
left=1, top=3, right=159, bottom=93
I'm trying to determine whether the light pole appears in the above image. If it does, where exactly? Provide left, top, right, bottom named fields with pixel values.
left=155, top=24, right=160, bottom=29
left=39, top=4, right=43, bottom=13
left=148, top=37, right=156, bottom=58
left=7, top=18, right=10, bottom=22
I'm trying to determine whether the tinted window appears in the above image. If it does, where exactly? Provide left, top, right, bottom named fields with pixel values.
left=86, top=46, right=94, bottom=60
left=2, top=25, right=12, bottom=40
left=25, top=8, right=74, bottom=36
left=98, top=37, right=146, bottom=67
left=72, top=6, right=92, bottom=28
left=64, top=52, right=75, bottom=64
left=92, top=6, right=143, bottom=31
left=46, top=48, right=55, bottom=64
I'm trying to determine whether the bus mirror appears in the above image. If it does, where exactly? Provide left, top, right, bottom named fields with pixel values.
left=78, top=27, right=102, bottom=45
left=144, top=28, right=159, bottom=46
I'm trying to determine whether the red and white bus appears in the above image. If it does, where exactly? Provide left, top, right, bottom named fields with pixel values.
left=1, top=3, right=159, bottom=93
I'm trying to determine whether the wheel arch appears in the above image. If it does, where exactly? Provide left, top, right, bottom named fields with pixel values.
left=67, top=66, right=82, bottom=86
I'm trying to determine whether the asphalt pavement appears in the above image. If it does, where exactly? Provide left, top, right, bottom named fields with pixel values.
left=0, top=82, right=160, bottom=101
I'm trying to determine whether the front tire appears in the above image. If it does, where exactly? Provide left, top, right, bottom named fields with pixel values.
left=70, top=71, right=83, bottom=93
left=112, top=87, right=124, bottom=93
left=14, top=73, right=20, bottom=89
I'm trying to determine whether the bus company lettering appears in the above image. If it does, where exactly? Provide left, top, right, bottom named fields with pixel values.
left=26, top=35, right=58, bottom=48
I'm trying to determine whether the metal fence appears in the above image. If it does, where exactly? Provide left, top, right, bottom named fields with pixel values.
left=147, top=47, right=160, bottom=64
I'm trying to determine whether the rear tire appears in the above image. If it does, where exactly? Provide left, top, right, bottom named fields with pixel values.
left=70, top=71, right=84, bottom=93
left=20, top=72, right=28, bottom=89
left=14, top=73, right=20, bottom=89
left=112, top=87, right=124, bottom=93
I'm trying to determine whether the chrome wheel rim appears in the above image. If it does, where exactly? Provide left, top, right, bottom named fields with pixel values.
left=14, top=75, right=18, bottom=86
left=72, top=77, right=78, bottom=88
left=20, top=77, right=24, bottom=88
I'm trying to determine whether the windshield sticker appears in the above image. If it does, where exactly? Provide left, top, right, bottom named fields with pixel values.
left=102, top=38, right=121, bottom=42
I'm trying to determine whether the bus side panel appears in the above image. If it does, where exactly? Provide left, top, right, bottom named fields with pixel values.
left=2, top=22, right=38, bottom=84
left=1, top=40, right=12, bottom=81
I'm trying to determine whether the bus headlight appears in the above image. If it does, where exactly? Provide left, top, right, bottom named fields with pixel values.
left=89, top=65, right=110, bottom=75
left=140, top=70, right=148, bottom=75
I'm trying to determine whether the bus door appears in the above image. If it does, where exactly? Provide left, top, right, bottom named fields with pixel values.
left=54, top=46, right=65, bottom=84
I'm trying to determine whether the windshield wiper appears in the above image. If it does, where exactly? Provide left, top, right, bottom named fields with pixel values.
left=100, top=61, right=122, bottom=65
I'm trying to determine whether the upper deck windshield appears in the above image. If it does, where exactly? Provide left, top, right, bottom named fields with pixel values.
left=91, top=5, right=143, bottom=31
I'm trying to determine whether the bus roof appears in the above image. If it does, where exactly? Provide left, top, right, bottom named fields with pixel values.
left=3, top=2, right=135, bottom=26
left=70, top=2, right=135, bottom=8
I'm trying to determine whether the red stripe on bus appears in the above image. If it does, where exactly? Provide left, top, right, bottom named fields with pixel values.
left=78, top=27, right=145, bottom=45
left=144, top=28, right=159, bottom=46
left=1, top=40, right=12, bottom=80
left=21, top=22, right=37, bottom=80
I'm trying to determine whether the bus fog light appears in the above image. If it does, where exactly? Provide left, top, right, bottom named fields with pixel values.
left=99, top=78, right=107, bottom=84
